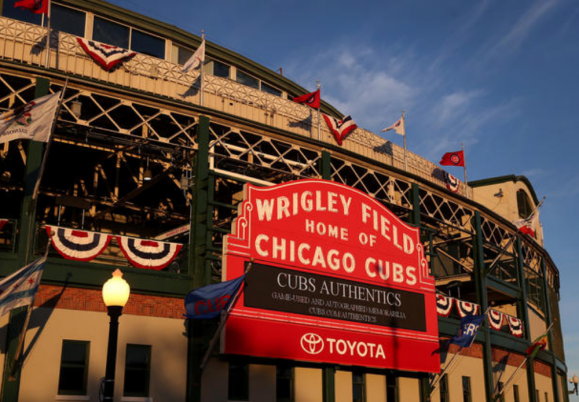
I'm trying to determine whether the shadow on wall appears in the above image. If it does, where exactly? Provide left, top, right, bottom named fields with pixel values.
left=373, top=141, right=393, bottom=156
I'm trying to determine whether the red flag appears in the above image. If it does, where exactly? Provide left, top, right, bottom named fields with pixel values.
left=14, top=0, right=48, bottom=14
left=292, top=89, right=320, bottom=109
left=526, top=333, right=548, bottom=358
left=323, top=114, right=357, bottom=146
left=440, top=150, right=465, bottom=167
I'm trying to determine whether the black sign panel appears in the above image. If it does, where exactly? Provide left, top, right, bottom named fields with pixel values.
left=244, top=263, right=426, bottom=332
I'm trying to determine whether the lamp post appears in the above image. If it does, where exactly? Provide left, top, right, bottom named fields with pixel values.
left=102, top=269, right=130, bottom=402
left=569, top=374, right=579, bottom=395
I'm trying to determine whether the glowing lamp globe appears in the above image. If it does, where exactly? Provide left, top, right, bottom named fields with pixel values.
left=102, top=269, right=130, bottom=307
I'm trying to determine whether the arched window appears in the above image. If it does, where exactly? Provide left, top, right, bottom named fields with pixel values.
left=517, top=190, right=533, bottom=218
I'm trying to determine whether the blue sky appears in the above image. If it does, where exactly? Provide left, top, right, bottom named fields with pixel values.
left=111, top=0, right=579, bottom=393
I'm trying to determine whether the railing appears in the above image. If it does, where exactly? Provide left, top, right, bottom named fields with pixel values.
left=0, top=15, right=468, bottom=196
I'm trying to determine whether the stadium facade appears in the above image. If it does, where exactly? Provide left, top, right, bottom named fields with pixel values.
left=0, top=1, right=569, bottom=401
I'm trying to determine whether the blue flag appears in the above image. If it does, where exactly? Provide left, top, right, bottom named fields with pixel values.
left=450, top=314, right=485, bottom=348
left=184, top=275, right=245, bottom=319
left=0, top=254, right=46, bottom=318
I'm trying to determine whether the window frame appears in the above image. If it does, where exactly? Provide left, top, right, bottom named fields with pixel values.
left=58, top=339, right=90, bottom=396
left=276, top=365, right=293, bottom=402
left=49, top=3, right=86, bottom=37
left=228, top=361, right=249, bottom=401
left=123, top=344, right=152, bottom=397
left=352, top=371, right=365, bottom=402
left=462, top=376, right=472, bottom=402
left=439, top=374, right=449, bottom=402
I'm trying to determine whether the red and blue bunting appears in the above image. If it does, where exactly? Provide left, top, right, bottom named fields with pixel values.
left=77, top=38, right=136, bottom=71
left=488, top=310, right=504, bottom=330
left=46, top=225, right=112, bottom=261
left=0, top=219, right=7, bottom=231
left=436, top=294, right=454, bottom=317
left=444, top=172, right=460, bottom=193
left=115, top=236, right=183, bottom=270
left=506, top=315, right=523, bottom=337
left=456, top=300, right=480, bottom=318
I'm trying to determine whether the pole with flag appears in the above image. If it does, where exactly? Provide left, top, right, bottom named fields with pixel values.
left=429, top=312, right=487, bottom=396
left=3, top=244, right=50, bottom=379
left=317, top=81, right=321, bottom=141
left=493, top=322, right=554, bottom=400
left=381, top=112, right=407, bottom=171
left=182, top=32, right=206, bottom=106
left=461, top=143, right=468, bottom=197
left=513, top=196, right=545, bottom=238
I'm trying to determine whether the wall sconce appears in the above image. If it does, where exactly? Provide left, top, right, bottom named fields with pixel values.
left=494, top=189, right=504, bottom=198
left=569, top=374, right=578, bottom=395
left=71, top=100, right=82, bottom=119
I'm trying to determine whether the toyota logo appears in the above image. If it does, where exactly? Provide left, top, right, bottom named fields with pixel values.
left=300, top=333, right=324, bottom=355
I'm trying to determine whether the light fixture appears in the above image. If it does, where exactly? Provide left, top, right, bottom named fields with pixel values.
left=494, top=189, right=504, bottom=198
left=143, top=157, right=152, bottom=182
left=569, top=374, right=579, bottom=395
left=102, top=269, right=130, bottom=401
left=71, top=99, right=82, bottom=119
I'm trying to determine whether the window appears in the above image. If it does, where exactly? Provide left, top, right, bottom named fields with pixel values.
left=58, top=340, right=89, bottom=395
left=228, top=361, right=249, bottom=400
left=236, top=70, right=259, bottom=90
left=123, top=344, right=151, bottom=397
left=2, top=1, right=42, bottom=24
left=93, top=16, right=129, bottom=48
left=536, top=390, right=540, bottom=402
left=352, top=372, right=365, bottom=402
left=462, top=376, right=472, bottom=402
left=545, top=391, right=548, bottom=402
left=131, top=29, right=164, bottom=59
left=172, top=45, right=194, bottom=66
left=262, top=82, right=282, bottom=97
left=497, top=381, right=505, bottom=402
left=513, top=384, right=520, bottom=402
left=386, top=375, right=398, bottom=402
left=51, top=4, right=85, bottom=36
left=517, top=190, right=533, bottom=219
left=276, top=365, right=293, bottom=402
left=439, top=374, right=449, bottom=402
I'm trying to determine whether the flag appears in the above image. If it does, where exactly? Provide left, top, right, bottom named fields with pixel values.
left=14, top=0, right=48, bottom=14
left=323, top=114, right=357, bottom=146
left=184, top=275, right=245, bottom=319
left=182, top=39, right=206, bottom=73
left=381, top=115, right=405, bottom=136
left=526, top=333, right=548, bottom=359
left=450, top=314, right=485, bottom=348
left=0, top=255, right=46, bottom=318
left=77, top=38, right=136, bottom=71
left=0, top=92, right=60, bottom=145
left=440, top=150, right=465, bottom=167
left=513, top=209, right=539, bottom=237
left=292, top=89, right=320, bottom=109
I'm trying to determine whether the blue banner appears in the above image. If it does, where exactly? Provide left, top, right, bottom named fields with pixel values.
left=184, top=275, right=245, bottom=319
left=450, top=314, right=485, bottom=348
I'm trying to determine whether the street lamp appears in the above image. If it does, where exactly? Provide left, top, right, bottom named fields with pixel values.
left=569, top=374, right=578, bottom=395
left=102, top=269, right=130, bottom=401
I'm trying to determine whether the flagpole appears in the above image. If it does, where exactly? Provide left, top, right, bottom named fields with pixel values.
left=316, top=81, right=321, bottom=141
left=493, top=322, right=555, bottom=400
left=200, top=31, right=205, bottom=107
left=44, top=0, right=51, bottom=68
left=461, top=143, right=468, bottom=198
left=8, top=244, right=50, bottom=380
left=199, top=260, right=253, bottom=370
left=402, top=111, right=408, bottom=171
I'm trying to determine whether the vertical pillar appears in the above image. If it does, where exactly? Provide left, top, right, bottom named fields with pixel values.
left=323, top=367, right=335, bottom=402
left=0, top=78, right=50, bottom=402
left=540, top=259, right=561, bottom=402
left=320, top=150, right=331, bottom=180
left=187, top=115, right=211, bottom=402
left=409, top=183, right=421, bottom=226
left=472, top=211, right=494, bottom=402
left=515, top=236, right=536, bottom=402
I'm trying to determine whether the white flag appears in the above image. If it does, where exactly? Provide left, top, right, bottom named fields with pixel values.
left=0, top=254, right=46, bottom=318
left=182, top=40, right=206, bottom=73
left=381, top=115, right=405, bottom=136
left=0, top=91, right=60, bottom=144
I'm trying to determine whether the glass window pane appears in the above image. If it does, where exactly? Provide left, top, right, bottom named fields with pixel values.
left=51, top=4, right=85, bottom=37
left=2, top=2, right=42, bottom=25
left=213, top=60, right=230, bottom=78
left=228, top=362, right=249, bottom=400
left=131, top=30, right=164, bottom=59
left=262, top=82, right=282, bottom=97
left=93, top=16, right=129, bottom=48
left=124, top=344, right=151, bottom=397
left=276, top=366, right=292, bottom=402
left=237, top=70, right=259, bottom=89
left=178, top=47, right=193, bottom=66
left=58, top=340, right=89, bottom=395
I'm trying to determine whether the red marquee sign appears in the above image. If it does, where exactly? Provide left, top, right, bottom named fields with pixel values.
left=222, top=179, right=440, bottom=373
